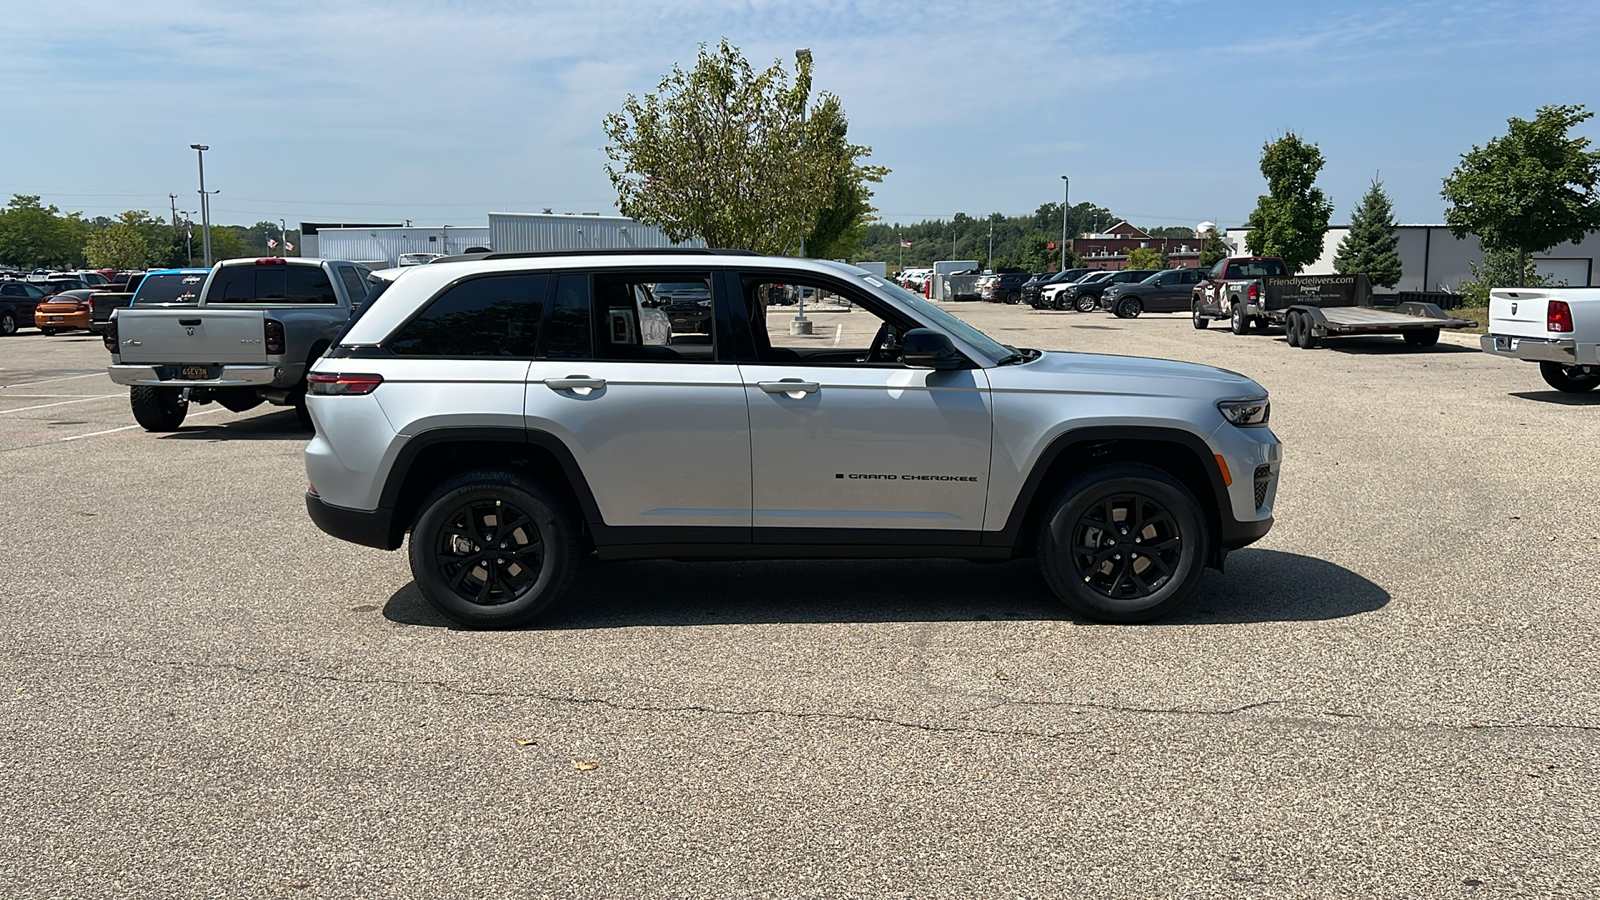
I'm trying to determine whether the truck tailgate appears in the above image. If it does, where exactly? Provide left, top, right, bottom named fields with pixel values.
left=116, top=308, right=269, bottom=364
left=1488, top=289, right=1557, bottom=339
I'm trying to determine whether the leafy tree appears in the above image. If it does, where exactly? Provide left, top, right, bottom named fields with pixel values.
left=207, top=226, right=249, bottom=261
left=1243, top=133, right=1334, bottom=272
left=803, top=103, right=887, bottom=260
left=1198, top=229, right=1229, bottom=267
left=0, top=195, right=89, bottom=268
left=1126, top=247, right=1165, bottom=269
left=1441, top=104, right=1600, bottom=286
left=1456, top=248, right=1563, bottom=306
left=604, top=40, right=885, bottom=255
left=83, top=224, right=153, bottom=269
left=1333, top=177, right=1403, bottom=287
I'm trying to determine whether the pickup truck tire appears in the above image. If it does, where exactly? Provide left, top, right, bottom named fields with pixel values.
left=129, top=386, right=188, bottom=431
left=1191, top=301, right=1209, bottom=330
left=1403, top=328, right=1440, bottom=347
left=1230, top=302, right=1249, bottom=335
left=1036, top=463, right=1207, bottom=623
left=293, top=390, right=314, bottom=431
left=407, top=468, right=581, bottom=629
left=1538, top=362, right=1600, bottom=393
left=0, top=311, right=16, bottom=336
left=1115, top=298, right=1142, bottom=319
left=1074, top=294, right=1098, bottom=313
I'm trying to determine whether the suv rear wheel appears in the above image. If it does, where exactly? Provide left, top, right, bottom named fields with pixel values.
left=408, top=469, right=580, bottom=628
left=1036, top=463, right=1208, bottom=623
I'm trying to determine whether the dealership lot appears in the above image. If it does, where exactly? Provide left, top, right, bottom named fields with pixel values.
left=2, top=309, right=1597, bottom=897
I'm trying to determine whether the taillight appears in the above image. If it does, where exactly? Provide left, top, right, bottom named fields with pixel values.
left=255, top=257, right=288, bottom=265
left=1247, top=283, right=1259, bottom=301
left=1548, top=300, right=1574, bottom=333
left=264, top=318, right=286, bottom=354
left=307, top=373, right=382, bottom=395
left=103, top=317, right=118, bottom=353
left=76, top=300, right=92, bottom=311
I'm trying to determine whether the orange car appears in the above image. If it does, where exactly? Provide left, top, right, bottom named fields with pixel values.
left=34, top=289, right=96, bottom=335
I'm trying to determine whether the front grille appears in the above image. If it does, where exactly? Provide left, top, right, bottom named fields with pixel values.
left=1253, top=465, right=1272, bottom=510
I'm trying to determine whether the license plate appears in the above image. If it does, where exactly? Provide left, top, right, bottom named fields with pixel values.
left=49, top=316, right=62, bottom=321
left=180, top=366, right=212, bottom=379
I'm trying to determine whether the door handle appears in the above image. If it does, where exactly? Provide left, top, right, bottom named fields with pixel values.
left=757, top=379, right=820, bottom=397
left=544, top=376, right=606, bottom=395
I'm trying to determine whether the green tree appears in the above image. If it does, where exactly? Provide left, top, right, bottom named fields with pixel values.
left=1333, top=177, right=1403, bottom=287
left=803, top=102, right=887, bottom=260
left=1198, top=230, right=1229, bottom=267
left=603, top=40, right=885, bottom=255
left=0, top=195, right=89, bottom=268
left=83, top=223, right=153, bottom=269
left=207, top=226, right=249, bottom=261
left=1456, top=248, right=1562, bottom=306
left=1243, top=133, right=1334, bottom=272
left=1441, top=104, right=1600, bottom=287
left=1126, top=246, right=1165, bottom=269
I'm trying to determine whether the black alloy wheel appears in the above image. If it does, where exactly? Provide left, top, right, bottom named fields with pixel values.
left=408, top=469, right=579, bottom=627
left=1116, top=297, right=1142, bottom=319
left=1053, top=293, right=1073, bottom=311
left=0, top=311, right=16, bottom=336
left=1037, top=463, right=1207, bottom=622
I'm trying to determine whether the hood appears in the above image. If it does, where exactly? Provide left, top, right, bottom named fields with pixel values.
left=992, top=350, right=1265, bottom=399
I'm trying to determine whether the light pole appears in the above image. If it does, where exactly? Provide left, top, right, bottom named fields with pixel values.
left=1060, top=175, right=1070, bottom=272
left=190, top=144, right=212, bottom=266
left=179, top=211, right=193, bottom=265
left=791, top=47, right=813, bottom=335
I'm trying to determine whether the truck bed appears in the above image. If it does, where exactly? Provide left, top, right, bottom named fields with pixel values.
left=1315, top=307, right=1474, bottom=332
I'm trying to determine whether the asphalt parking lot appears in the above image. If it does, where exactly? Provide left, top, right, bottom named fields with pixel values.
left=2, top=307, right=1597, bottom=898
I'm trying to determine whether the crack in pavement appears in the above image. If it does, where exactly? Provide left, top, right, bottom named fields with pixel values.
left=21, top=650, right=1600, bottom=740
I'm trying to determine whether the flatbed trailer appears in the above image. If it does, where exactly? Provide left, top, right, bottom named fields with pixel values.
left=1194, top=273, right=1477, bottom=348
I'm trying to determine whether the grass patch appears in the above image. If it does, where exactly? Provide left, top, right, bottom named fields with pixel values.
left=1448, top=306, right=1488, bottom=334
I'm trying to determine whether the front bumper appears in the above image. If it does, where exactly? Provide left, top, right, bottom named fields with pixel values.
left=107, top=363, right=292, bottom=388
left=1480, top=334, right=1599, bottom=365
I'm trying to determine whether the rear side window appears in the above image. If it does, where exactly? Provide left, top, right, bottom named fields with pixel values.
left=543, top=274, right=593, bottom=359
left=388, top=274, right=547, bottom=357
left=335, top=265, right=366, bottom=303
left=209, top=264, right=338, bottom=303
left=132, top=273, right=206, bottom=305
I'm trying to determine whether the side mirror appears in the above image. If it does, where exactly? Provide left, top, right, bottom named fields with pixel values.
left=901, top=328, right=965, bottom=370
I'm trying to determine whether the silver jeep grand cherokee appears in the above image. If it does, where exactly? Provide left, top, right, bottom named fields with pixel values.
left=304, top=250, right=1280, bottom=627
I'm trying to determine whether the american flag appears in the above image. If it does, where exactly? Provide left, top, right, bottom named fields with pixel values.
left=267, top=238, right=278, bottom=249
left=900, top=239, right=912, bottom=248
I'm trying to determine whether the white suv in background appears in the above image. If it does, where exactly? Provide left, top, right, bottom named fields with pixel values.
left=304, top=249, right=1280, bottom=628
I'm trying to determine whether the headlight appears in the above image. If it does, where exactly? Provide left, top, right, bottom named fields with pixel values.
left=1218, top=396, right=1270, bottom=427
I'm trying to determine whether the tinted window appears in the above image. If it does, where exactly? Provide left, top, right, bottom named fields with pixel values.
left=336, top=265, right=366, bottom=304
left=209, top=264, right=338, bottom=303
left=132, top=272, right=206, bottom=305
left=388, top=274, right=546, bottom=357
left=543, top=274, right=593, bottom=360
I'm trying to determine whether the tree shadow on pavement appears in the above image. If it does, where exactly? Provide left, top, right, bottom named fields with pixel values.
left=382, top=549, right=1387, bottom=630
left=1508, top=390, right=1600, bottom=406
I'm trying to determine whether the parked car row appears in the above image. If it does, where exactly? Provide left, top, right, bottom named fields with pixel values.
left=0, top=267, right=207, bottom=337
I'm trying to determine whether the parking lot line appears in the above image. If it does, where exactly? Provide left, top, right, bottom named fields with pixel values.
left=57, top=407, right=229, bottom=442
left=0, top=372, right=106, bottom=389
left=0, top=394, right=123, bottom=414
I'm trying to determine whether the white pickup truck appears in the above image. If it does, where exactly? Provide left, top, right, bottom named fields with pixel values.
left=1479, top=286, right=1600, bottom=392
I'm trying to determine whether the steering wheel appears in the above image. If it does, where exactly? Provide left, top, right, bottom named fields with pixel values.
left=863, top=322, right=894, bottom=363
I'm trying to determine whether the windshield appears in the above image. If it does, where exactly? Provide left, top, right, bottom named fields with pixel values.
left=861, top=275, right=1011, bottom=364
left=131, top=272, right=206, bottom=305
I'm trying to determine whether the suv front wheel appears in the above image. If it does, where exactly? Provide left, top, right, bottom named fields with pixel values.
left=408, top=469, right=580, bottom=628
left=1036, top=463, right=1208, bottom=623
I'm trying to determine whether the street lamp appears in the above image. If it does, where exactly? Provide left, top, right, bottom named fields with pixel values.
left=1060, top=175, right=1070, bottom=272
left=178, top=211, right=193, bottom=266
left=190, top=144, right=212, bottom=266
left=792, top=47, right=814, bottom=335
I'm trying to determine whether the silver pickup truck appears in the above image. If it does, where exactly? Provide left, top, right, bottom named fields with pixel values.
left=106, top=257, right=371, bottom=430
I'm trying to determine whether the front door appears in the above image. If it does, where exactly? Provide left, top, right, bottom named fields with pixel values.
left=733, top=270, right=992, bottom=538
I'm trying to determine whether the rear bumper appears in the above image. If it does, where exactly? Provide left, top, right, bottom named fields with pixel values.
left=1480, top=334, right=1598, bottom=365
left=305, top=491, right=400, bottom=551
left=107, top=363, right=294, bottom=388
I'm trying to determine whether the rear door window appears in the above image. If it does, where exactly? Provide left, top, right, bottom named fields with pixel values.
left=335, top=265, right=366, bottom=304
left=388, top=274, right=547, bottom=357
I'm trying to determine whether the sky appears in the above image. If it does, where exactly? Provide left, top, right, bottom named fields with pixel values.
left=3, top=0, right=1597, bottom=234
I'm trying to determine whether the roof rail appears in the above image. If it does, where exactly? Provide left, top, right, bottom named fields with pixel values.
left=430, top=248, right=766, bottom=264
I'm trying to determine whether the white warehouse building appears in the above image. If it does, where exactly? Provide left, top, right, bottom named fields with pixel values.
left=487, top=212, right=702, bottom=253
left=1223, top=225, right=1599, bottom=291
left=302, top=213, right=701, bottom=267
left=303, top=225, right=490, bottom=268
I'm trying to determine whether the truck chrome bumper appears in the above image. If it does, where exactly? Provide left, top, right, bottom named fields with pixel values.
left=107, top=364, right=282, bottom=387
left=1480, top=334, right=1596, bottom=365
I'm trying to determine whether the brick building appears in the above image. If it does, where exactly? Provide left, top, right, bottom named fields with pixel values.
left=1068, top=221, right=1203, bottom=270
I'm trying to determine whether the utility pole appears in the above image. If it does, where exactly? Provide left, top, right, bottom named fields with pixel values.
left=1060, top=175, right=1070, bottom=272
left=987, top=217, right=994, bottom=268
left=190, top=144, right=212, bottom=266
left=169, top=194, right=179, bottom=237
left=179, top=212, right=193, bottom=266
left=279, top=219, right=288, bottom=257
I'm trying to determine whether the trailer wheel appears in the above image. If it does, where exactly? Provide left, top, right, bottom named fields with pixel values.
left=1230, top=301, right=1249, bottom=335
left=1191, top=301, right=1209, bottom=330
left=1403, top=328, right=1440, bottom=348
left=1300, top=321, right=1320, bottom=350
left=1285, top=311, right=1304, bottom=347
left=1539, top=362, right=1600, bottom=393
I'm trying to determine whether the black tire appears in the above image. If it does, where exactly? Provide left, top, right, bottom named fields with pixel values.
left=1285, top=311, right=1304, bottom=347
left=1116, top=297, right=1142, bottom=319
left=0, top=311, right=16, bottom=336
left=1230, top=300, right=1249, bottom=335
left=1300, top=320, right=1320, bottom=349
left=41, top=327, right=58, bottom=336
left=1074, top=293, right=1098, bottom=313
left=1053, top=294, right=1072, bottom=311
left=1006, top=291, right=1020, bottom=305
left=1036, top=463, right=1208, bottom=623
left=1191, top=300, right=1209, bottom=330
left=293, top=390, right=314, bottom=431
left=1539, top=361, right=1600, bottom=393
left=129, top=386, right=188, bottom=431
left=1403, top=328, right=1440, bottom=347
left=407, top=469, right=581, bottom=628
left=216, top=389, right=264, bottom=413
